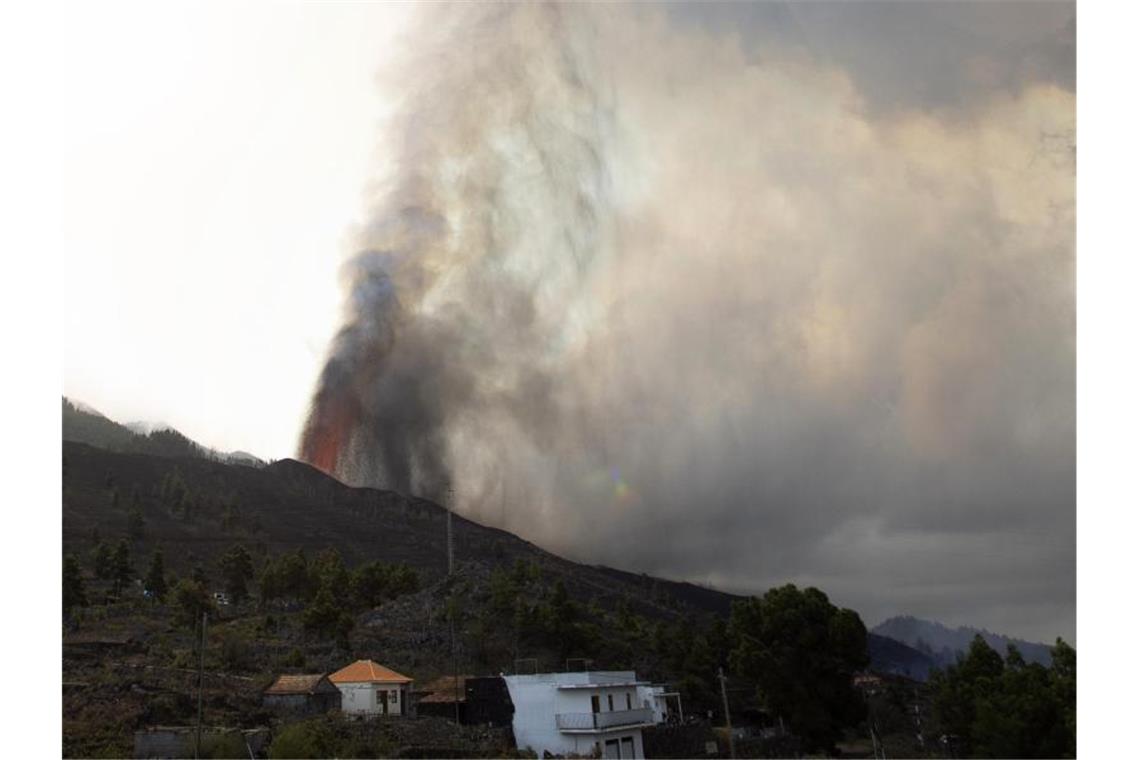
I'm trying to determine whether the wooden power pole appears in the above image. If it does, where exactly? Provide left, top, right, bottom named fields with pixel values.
left=195, top=611, right=207, bottom=759
left=718, top=667, right=735, bottom=759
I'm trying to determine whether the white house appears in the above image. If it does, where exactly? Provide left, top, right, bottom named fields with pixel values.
left=636, top=684, right=684, bottom=725
left=329, top=659, right=414, bottom=717
left=502, top=671, right=655, bottom=759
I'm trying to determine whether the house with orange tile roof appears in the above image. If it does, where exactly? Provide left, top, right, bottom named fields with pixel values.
left=329, top=659, right=414, bottom=717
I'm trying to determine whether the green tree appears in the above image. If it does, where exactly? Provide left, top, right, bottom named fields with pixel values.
left=1051, top=637, right=1077, bottom=748
left=173, top=578, right=213, bottom=627
left=110, top=539, right=133, bottom=595
left=145, top=548, right=168, bottom=602
left=930, top=634, right=1076, bottom=758
left=267, top=548, right=315, bottom=601
left=218, top=544, right=254, bottom=603
left=311, top=547, right=351, bottom=605
left=302, top=586, right=354, bottom=646
left=92, top=541, right=113, bottom=580
left=268, top=719, right=335, bottom=759
left=351, top=561, right=392, bottom=608
left=63, top=554, right=87, bottom=613
left=729, top=584, right=868, bottom=753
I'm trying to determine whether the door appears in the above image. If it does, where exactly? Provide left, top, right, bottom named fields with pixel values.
left=603, top=739, right=620, bottom=759
left=592, top=695, right=601, bottom=713
left=621, top=736, right=635, bottom=759
left=381, top=688, right=389, bottom=715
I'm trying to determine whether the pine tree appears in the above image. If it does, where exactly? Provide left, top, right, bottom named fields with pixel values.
left=63, top=554, right=87, bottom=614
left=218, top=544, right=254, bottom=603
left=111, top=539, right=133, bottom=595
left=92, top=541, right=113, bottom=580
left=145, top=549, right=168, bottom=602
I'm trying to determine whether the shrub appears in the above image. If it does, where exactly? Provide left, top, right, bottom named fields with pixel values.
left=268, top=719, right=335, bottom=759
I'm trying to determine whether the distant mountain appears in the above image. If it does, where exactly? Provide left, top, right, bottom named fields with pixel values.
left=62, top=398, right=265, bottom=467
left=872, top=615, right=1054, bottom=668
left=124, top=420, right=175, bottom=436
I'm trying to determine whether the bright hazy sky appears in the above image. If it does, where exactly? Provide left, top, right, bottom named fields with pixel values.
left=65, top=2, right=412, bottom=460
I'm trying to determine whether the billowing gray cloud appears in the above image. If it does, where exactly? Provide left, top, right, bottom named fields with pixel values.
left=301, top=2, right=1074, bottom=644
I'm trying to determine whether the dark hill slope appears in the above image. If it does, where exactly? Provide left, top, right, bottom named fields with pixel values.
left=866, top=633, right=937, bottom=681
left=62, top=441, right=735, bottom=622
left=63, top=398, right=265, bottom=466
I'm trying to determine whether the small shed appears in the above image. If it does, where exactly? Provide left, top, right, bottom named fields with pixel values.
left=329, top=659, right=414, bottom=717
left=262, top=673, right=341, bottom=715
left=416, top=675, right=470, bottom=722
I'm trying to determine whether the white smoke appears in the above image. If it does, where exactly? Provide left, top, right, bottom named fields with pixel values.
left=303, top=2, right=1074, bottom=640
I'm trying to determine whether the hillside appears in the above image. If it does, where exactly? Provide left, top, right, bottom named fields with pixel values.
left=62, top=440, right=734, bottom=622
left=63, top=439, right=926, bottom=671
left=865, top=633, right=937, bottom=681
left=62, top=441, right=950, bottom=756
left=872, top=615, right=1054, bottom=668
left=63, top=397, right=266, bottom=467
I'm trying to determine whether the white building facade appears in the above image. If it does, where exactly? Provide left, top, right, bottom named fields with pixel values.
left=329, top=659, right=413, bottom=717
left=502, top=671, right=655, bottom=759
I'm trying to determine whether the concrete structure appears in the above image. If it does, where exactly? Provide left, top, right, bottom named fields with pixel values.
left=262, top=673, right=341, bottom=715
left=502, top=671, right=654, bottom=759
left=636, top=684, right=684, bottom=724
left=329, top=659, right=414, bottom=717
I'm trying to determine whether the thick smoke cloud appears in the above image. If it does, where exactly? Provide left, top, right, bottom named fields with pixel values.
left=301, top=2, right=1074, bottom=642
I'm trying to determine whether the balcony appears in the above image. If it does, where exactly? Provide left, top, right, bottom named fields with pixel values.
left=555, top=707, right=655, bottom=732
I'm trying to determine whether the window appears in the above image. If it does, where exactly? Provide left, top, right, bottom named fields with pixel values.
left=626, top=693, right=632, bottom=710
left=591, top=695, right=601, bottom=713
left=607, top=694, right=614, bottom=711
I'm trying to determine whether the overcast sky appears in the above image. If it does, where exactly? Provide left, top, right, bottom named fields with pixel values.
left=64, top=1, right=1075, bottom=644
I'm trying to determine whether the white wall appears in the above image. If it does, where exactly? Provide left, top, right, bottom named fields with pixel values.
left=503, top=673, right=646, bottom=759
left=336, top=681, right=407, bottom=716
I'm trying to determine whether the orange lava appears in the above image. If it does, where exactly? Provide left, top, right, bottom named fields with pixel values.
left=300, top=394, right=357, bottom=476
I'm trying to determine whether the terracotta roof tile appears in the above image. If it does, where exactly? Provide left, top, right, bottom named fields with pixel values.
left=329, top=659, right=413, bottom=684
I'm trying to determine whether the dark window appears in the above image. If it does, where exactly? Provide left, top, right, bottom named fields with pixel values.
left=592, top=695, right=601, bottom=713
left=626, top=693, right=632, bottom=710
left=608, top=694, right=614, bottom=711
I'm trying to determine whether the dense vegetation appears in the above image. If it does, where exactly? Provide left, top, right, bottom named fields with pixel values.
left=928, top=634, right=1076, bottom=757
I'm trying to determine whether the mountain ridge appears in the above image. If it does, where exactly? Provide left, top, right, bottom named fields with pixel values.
left=872, top=614, right=1055, bottom=668
left=63, top=397, right=266, bottom=467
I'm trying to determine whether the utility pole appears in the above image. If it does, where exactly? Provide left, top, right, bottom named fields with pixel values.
left=718, top=667, right=735, bottom=760
left=447, top=483, right=458, bottom=724
left=446, top=484, right=454, bottom=575
left=195, top=611, right=207, bottom=759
